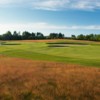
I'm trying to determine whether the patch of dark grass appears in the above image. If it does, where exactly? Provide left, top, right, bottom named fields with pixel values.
left=47, top=42, right=88, bottom=48
left=3, top=43, right=21, bottom=45
left=19, top=91, right=43, bottom=100
left=47, top=81, right=57, bottom=88
left=47, top=42, right=68, bottom=44
left=47, top=42, right=88, bottom=45
left=48, top=45, right=69, bottom=47
left=55, top=95, right=67, bottom=100
left=19, top=91, right=33, bottom=100
left=0, top=93, right=13, bottom=100
left=0, top=42, right=6, bottom=45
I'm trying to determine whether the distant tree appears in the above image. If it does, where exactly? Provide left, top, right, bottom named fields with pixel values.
left=96, top=34, right=100, bottom=41
left=49, top=33, right=58, bottom=39
left=71, top=35, right=76, bottom=39
left=28, top=32, right=36, bottom=39
left=49, top=33, right=64, bottom=39
left=58, top=33, right=64, bottom=39
left=72, top=34, right=100, bottom=41
left=36, top=32, right=44, bottom=39
left=31, top=32, right=36, bottom=39
left=22, top=31, right=31, bottom=40
left=77, top=34, right=85, bottom=40
left=0, top=35, right=2, bottom=40
left=12, top=31, right=21, bottom=40
left=2, top=31, right=12, bottom=40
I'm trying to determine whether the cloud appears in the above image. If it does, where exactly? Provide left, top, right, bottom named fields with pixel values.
left=1, top=22, right=100, bottom=34
left=0, top=0, right=23, bottom=5
left=0, top=0, right=25, bottom=7
left=31, top=0, right=100, bottom=11
left=32, top=0, right=70, bottom=11
left=0, top=0, right=100, bottom=11
left=0, top=0, right=14, bottom=4
left=0, top=22, right=67, bottom=33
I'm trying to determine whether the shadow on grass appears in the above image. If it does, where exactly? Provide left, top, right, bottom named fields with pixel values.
left=0, top=42, right=21, bottom=46
left=47, top=42, right=88, bottom=45
left=47, top=42, right=88, bottom=48
left=48, top=45, right=69, bottom=47
left=3, top=43, right=21, bottom=45
left=20, top=91, right=43, bottom=100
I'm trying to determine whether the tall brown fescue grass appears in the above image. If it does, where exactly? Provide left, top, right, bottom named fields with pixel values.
left=0, top=55, right=100, bottom=100
left=17, top=39, right=100, bottom=44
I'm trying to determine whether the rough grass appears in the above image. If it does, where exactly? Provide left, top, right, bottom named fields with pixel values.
left=0, top=56, right=100, bottom=100
left=16, top=39, right=100, bottom=44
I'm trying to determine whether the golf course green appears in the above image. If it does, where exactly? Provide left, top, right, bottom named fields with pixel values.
left=0, top=39, right=100, bottom=67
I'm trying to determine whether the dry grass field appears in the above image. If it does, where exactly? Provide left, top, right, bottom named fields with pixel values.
left=17, top=39, right=66, bottom=43
left=0, top=55, right=100, bottom=100
left=16, top=39, right=100, bottom=44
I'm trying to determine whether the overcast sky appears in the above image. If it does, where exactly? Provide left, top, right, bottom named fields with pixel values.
left=0, top=0, right=100, bottom=36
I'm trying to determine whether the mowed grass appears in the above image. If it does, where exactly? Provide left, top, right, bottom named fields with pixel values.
left=0, top=39, right=100, bottom=67
left=0, top=56, right=100, bottom=100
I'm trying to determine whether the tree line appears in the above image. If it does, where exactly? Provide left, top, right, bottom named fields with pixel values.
left=1, top=31, right=100, bottom=41
left=71, top=34, right=100, bottom=41
left=0, top=31, right=64, bottom=40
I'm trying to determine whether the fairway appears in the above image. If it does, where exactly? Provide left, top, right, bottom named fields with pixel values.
left=0, top=39, right=100, bottom=67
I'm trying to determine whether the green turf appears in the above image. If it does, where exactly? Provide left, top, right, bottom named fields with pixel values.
left=0, top=40, right=100, bottom=67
